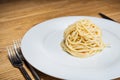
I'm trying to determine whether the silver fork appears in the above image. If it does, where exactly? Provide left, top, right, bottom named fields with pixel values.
left=13, top=39, right=24, bottom=60
left=7, top=45, right=32, bottom=80
left=13, top=39, right=40, bottom=80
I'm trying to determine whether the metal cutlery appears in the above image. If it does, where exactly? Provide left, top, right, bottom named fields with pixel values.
left=13, top=39, right=40, bottom=80
left=7, top=45, right=32, bottom=80
left=99, top=13, right=117, bottom=22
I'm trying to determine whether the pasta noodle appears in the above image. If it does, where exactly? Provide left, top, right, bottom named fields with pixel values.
left=61, top=19, right=106, bottom=58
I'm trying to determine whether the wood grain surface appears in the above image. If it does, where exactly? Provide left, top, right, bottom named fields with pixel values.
left=0, top=0, right=120, bottom=80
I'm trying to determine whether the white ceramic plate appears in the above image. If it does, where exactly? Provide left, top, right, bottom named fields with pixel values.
left=21, top=16, right=120, bottom=80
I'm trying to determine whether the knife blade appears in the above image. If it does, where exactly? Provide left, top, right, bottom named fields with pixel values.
left=99, top=13, right=117, bottom=22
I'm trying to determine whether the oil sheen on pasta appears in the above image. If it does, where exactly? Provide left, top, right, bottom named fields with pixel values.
left=61, top=19, right=106, bottom=58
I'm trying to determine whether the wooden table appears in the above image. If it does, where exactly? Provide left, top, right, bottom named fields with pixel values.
left=0, top=0, right=120, bottom=80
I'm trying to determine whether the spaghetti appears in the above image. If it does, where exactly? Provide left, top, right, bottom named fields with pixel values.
left=61, top=19, right=106, bottom=58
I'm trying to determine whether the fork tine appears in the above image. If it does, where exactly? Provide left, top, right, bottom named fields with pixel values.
left=13, top=39, right=23, bottom=58
left=11, top=45, right=19, bottom=61
left=13, top=40, right=18, bottom=49
left=13, top=40, right=21, bottom=57
left=13, top=40, right=17, bottom=51
left=13, top=39, right=21, bottom=50
left=7, top=46, right=16, bottom=65
left=17, top=39, right=21, bottom=47
left=7, top=46, right=13, bottom=64
left=8, top=45, right=21, bottom=65
left=17, top=39, right=22, bottom=53
left=7, top=46, right=14, bottom=59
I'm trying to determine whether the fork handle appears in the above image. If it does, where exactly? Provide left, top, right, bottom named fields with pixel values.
left=18, top=66, right=32, bottom=80
left=24, top=61, right=40, bottom=80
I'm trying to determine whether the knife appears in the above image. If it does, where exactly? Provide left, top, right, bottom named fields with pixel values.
left=99, top=13, right=117, bottom=22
